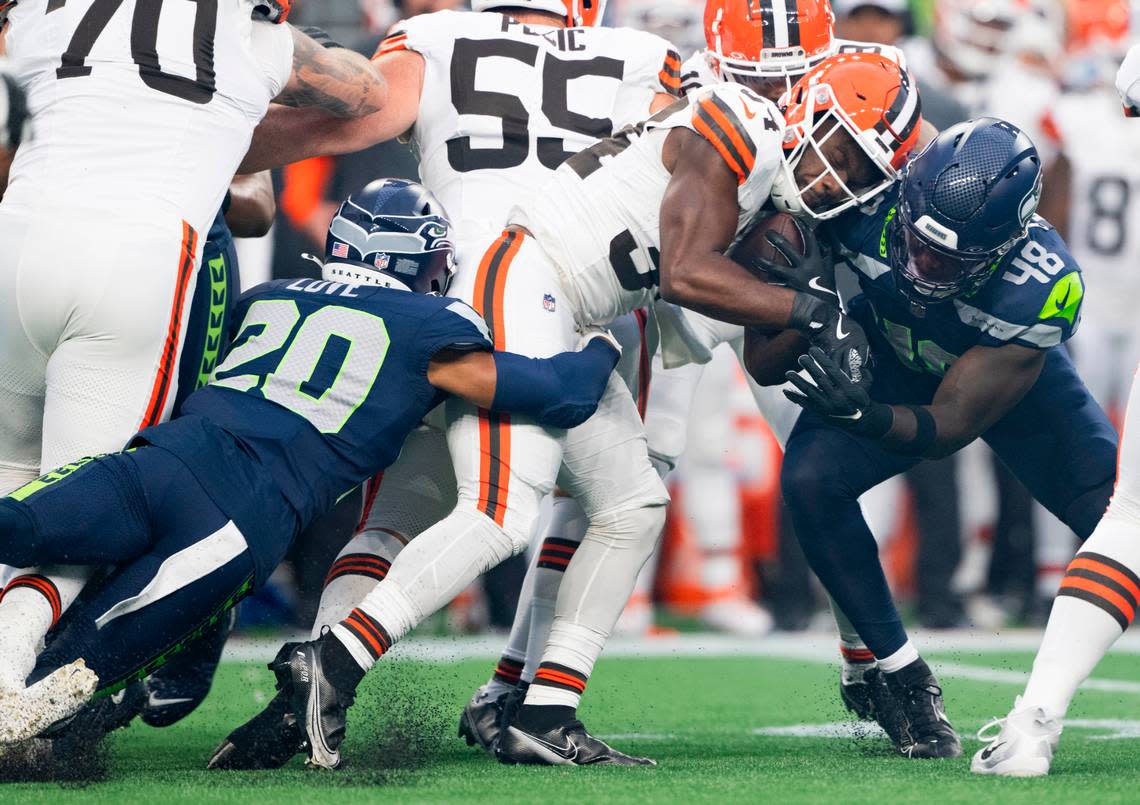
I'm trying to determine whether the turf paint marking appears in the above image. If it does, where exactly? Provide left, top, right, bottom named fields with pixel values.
left=751, top=721, right=1140, bottom=741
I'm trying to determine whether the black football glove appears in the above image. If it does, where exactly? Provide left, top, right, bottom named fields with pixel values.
left=788, top=293, right=872, bottom=387
left=784, top=348, right=892, bottom=438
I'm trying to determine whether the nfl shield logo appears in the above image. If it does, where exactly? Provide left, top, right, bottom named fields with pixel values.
left=374, top=253, right=391, bottom=269
left=543, top=294, right=556, bottom=312
left=331, top=242, right=349, bottom=258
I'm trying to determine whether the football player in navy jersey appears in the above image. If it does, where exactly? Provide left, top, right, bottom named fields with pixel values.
left=0, top=179, right=622, bottom=746
left=744, top=118, right=1117, bottom=760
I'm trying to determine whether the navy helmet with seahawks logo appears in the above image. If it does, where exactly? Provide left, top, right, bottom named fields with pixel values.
left=889, top=117, right=1042, bottom=309
left=323, top=178, right=456, bottom=295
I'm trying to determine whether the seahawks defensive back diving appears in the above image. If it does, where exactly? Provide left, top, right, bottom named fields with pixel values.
left=0, top=179, right=623, bottom=745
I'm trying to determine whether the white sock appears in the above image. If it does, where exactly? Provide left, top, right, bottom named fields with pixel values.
left=334, top=508, right=517, bottom=671
left=524, top=621, right=607, bottom=709
left=878, top=640, right=920, bottom=674
left=524, top=503, right=666, bottom=710
left=828, top=597, right=876, bottom=681
left=311, top=529, right=404, bottom=638
left=1021, top=507, right=1140, bottom=719
left=0, top=566, right=89, bottom=690
left=522, top=496, right=588, bottom=682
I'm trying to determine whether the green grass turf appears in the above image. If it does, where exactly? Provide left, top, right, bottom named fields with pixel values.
left=6, top=648, right=1140, bottom=804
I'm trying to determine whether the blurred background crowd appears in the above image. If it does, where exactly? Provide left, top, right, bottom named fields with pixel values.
left=231, top=0, right=1140, bottom=641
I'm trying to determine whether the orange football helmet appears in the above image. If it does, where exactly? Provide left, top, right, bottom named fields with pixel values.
left=771, top=52, right=922, bottom=221
left=472, top=0, right=607, bottom=27
left=704, top=0, right=836, bottom=92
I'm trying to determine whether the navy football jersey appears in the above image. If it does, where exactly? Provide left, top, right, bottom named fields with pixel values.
left=830, top=189, right=1085, bottom=382
left=138, top=278, right=492, bottom=578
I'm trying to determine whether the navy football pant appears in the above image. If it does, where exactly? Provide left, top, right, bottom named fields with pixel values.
left=781, top=347, right=1118, bottom=659
left=0, top=447, right=254, bottom=691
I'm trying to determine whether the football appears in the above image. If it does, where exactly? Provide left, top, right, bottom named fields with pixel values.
left=731, top=211, right=807, bottom=278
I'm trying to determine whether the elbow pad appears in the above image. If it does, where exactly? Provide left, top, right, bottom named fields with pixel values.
left=491, top=340, right=619, bottom=429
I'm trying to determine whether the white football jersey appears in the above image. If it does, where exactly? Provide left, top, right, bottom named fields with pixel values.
left=1052, top=88, right=1140, bottom=329
left=376, top=10, right=681, bottom=246
left=510, top=82, right=785, bottom=325
left=3, top=0, right=291, bottom=235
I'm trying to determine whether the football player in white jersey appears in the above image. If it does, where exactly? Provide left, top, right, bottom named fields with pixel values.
left=0, top=2, right=387, bottom=693
left=461, top=0, right=925, bottom=748
left=971, top=22, right=1140, bottom=783
left=207, top=0, right=687, bottom=770
left=258, top=51, right=918, bottom=769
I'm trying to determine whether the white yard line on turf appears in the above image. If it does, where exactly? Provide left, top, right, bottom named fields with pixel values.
left=222, top=630, right=1140, bottom=694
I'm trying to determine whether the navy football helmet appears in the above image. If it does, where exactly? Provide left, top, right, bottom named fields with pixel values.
left=888, top=117, right=1042, bottom=308
left=323, top=178, right=456, bottom=295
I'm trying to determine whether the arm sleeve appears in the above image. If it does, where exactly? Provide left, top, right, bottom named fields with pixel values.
left=419, top=301, right=494, bottom=367
left=490, top=339, right=619, bottom=429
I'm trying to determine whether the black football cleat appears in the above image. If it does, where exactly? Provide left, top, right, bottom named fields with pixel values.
left=284, top=640, right=355, bottom=770
left=458, top=685, right=509, bottom=753
left=207, top=643, right=305, bottom=771
left=143, top=609, right=236, bottom=728
left=496, top=718, right=657, bottom=767
left=840, top=670, right=875, bottom=721
left=883, top=664, right=962, bottom=759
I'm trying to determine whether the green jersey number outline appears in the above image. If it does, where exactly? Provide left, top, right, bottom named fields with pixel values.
left=880, top=318, right=959, bottom=377
left=212, top=299, right=390, bottom=434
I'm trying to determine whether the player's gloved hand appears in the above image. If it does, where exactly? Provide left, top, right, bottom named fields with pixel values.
left=1117, top=42, right=1140, bottom=117
left=784, top=347, right=893, bottom=438
left=251, top=0, right=292, bottom=23
left=787, top=293, right=872, bottom=386
left=295, top=25, right=344, bottom=49
left=735, top=225, right=839, bottom=304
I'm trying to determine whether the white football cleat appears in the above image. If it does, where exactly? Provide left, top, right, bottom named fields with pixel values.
left=971, top=699, right=1061, bottom=777
left=697, top=598, right=774, bottom=638
left=0, top=660, right=98, bottom=745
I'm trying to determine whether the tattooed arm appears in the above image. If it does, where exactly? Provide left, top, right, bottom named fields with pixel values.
left=275, top=26, right=388, bottom=118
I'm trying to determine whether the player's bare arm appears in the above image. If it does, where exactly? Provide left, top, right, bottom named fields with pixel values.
left=657, top=129, right=798, bottom=329
left=224, top=172, right=275, bottom=238
left=785, top=341, right=1046, bottom=459
left=243, top=50, right=423, bottom=174
left=884, top=343, right=1046, bottom=458
left=275, top=26, right=389, bottom=119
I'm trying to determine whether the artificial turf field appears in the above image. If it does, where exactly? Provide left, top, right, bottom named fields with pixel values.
left=7, top=635, right=1140, bottom=804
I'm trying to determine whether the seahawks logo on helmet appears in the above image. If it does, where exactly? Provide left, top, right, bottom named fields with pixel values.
left=322, top=178, right=457, bottom=295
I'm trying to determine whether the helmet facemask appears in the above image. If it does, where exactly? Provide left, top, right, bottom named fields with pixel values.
left=887, top=213, right=1007, bottom=306
left=773, top=92, right=895, bottom=221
